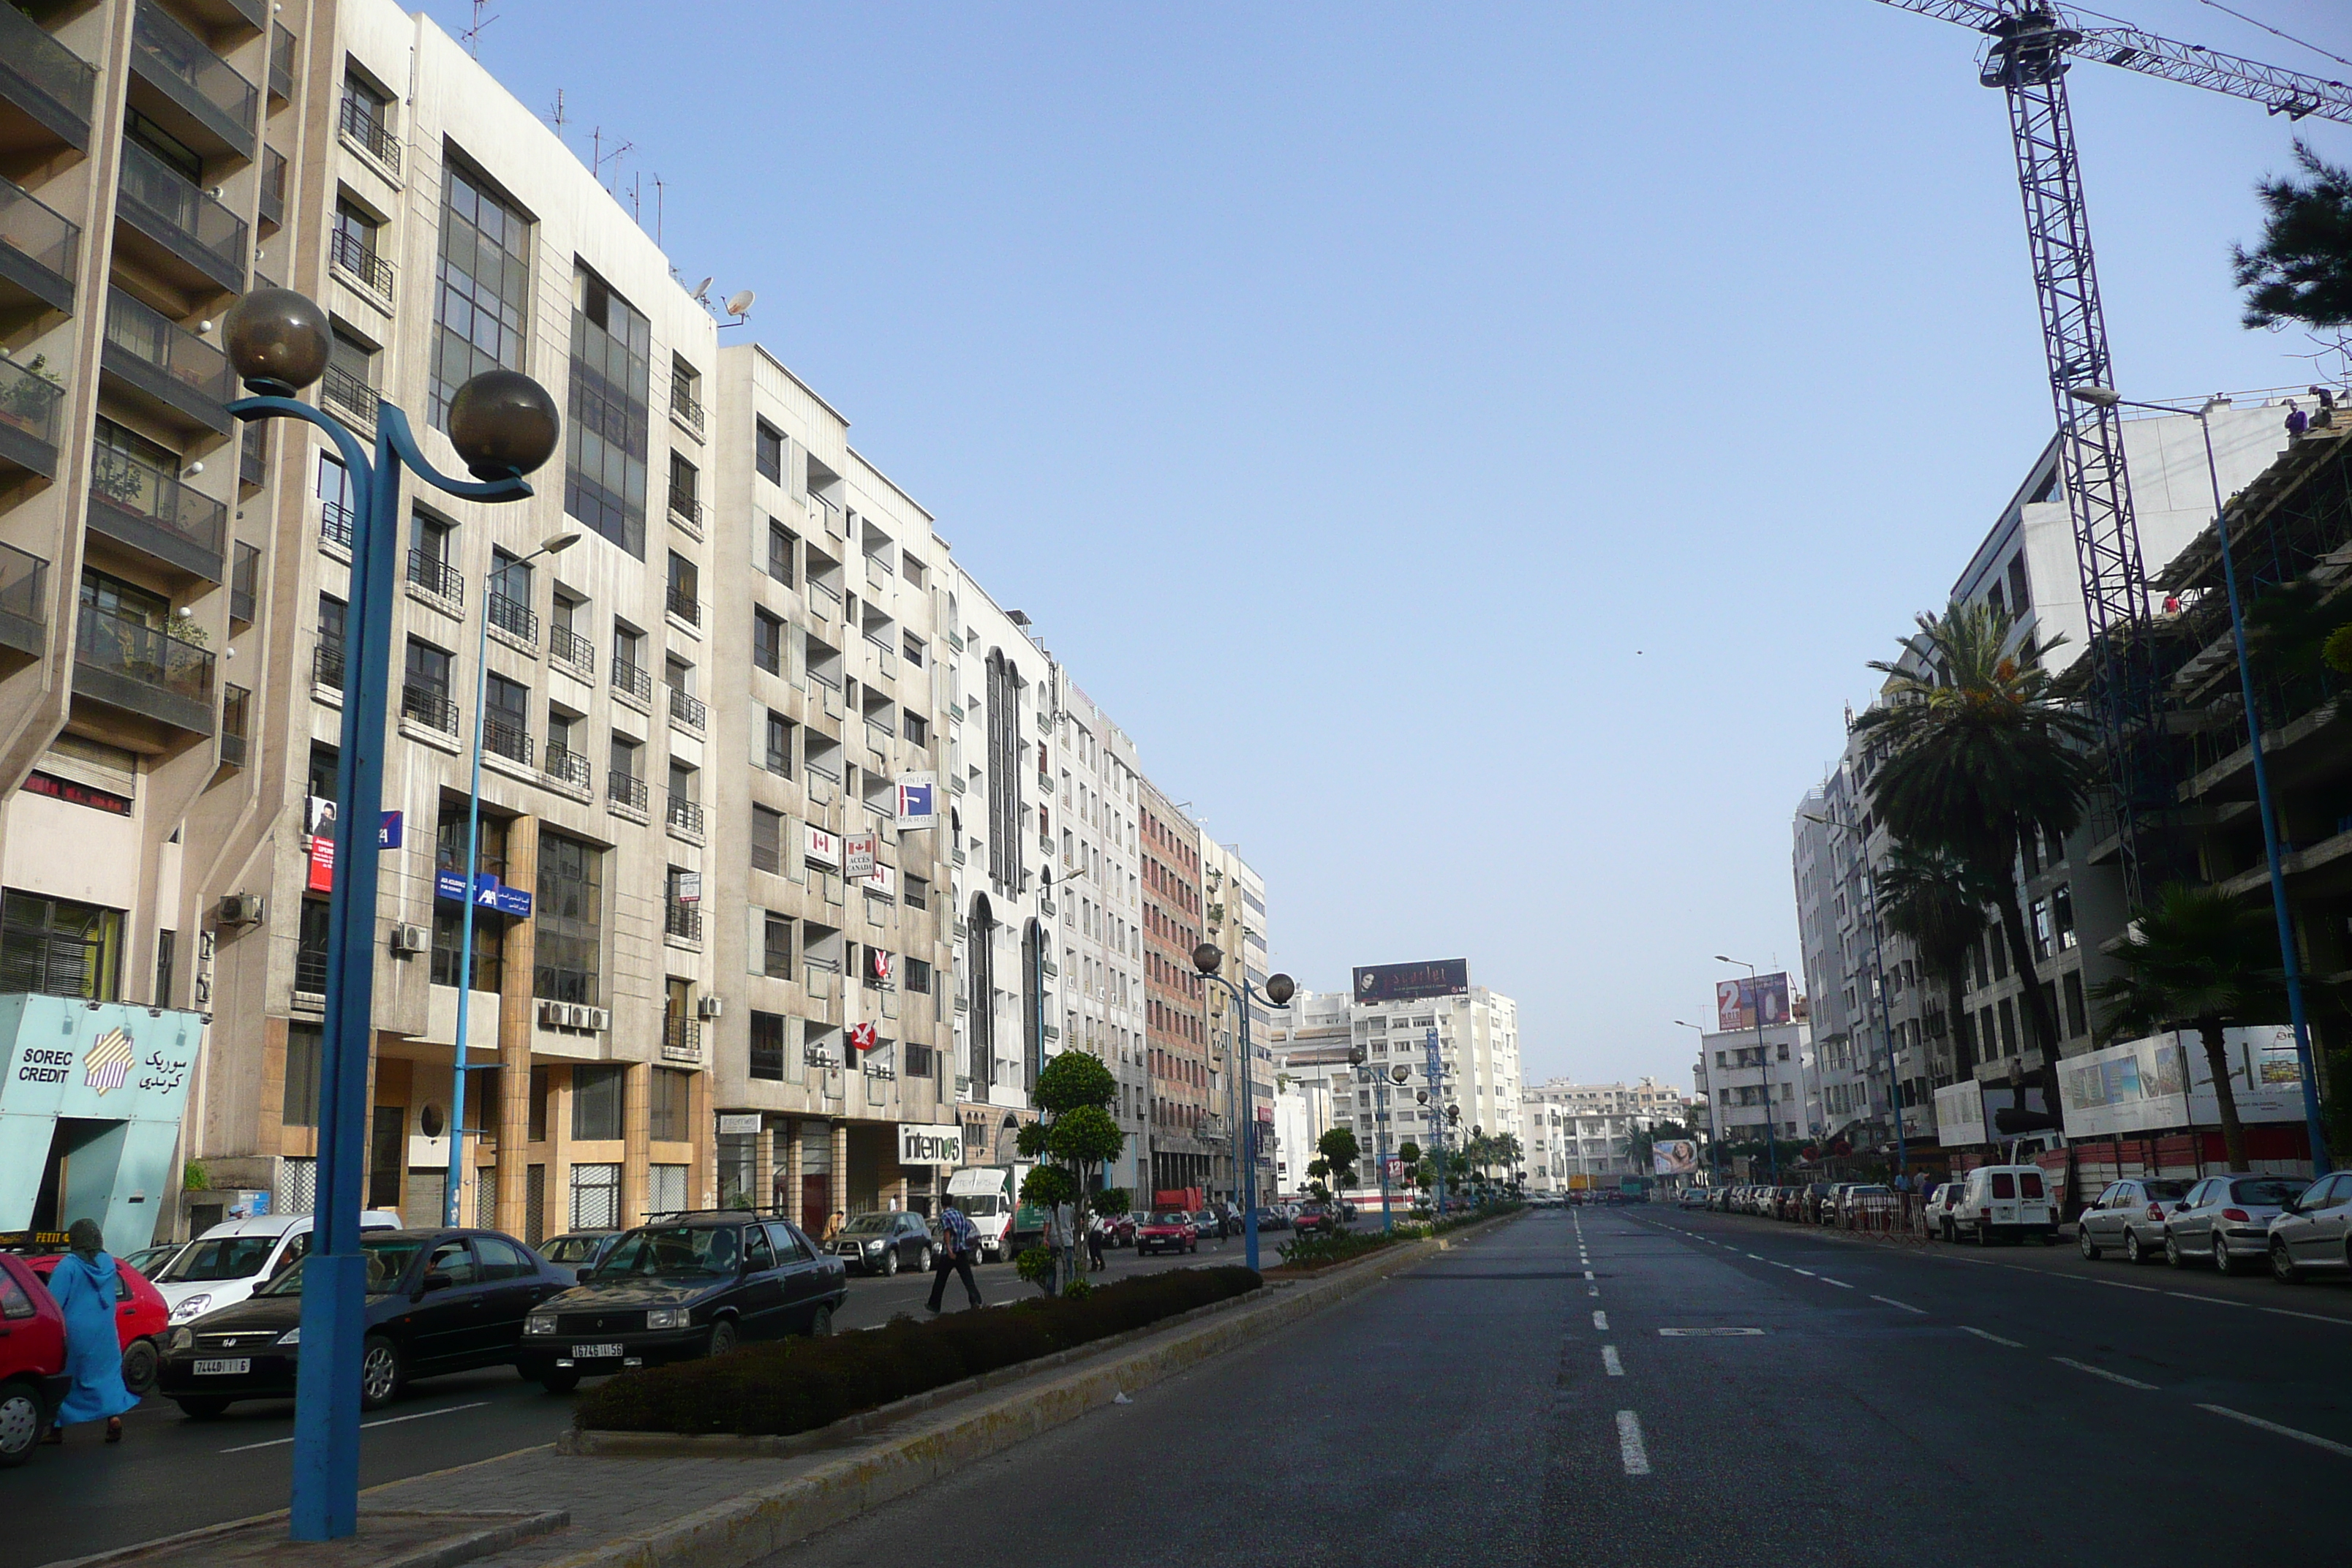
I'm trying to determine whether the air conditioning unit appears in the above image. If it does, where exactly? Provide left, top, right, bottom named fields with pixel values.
left=538, top=999, right=566, bottom=1028
left=389, top=923, right=429, bottom=956
left=584, top=1007, right=611, bottom=1033
left=698, top=995, right=725, bottom=1019
left=216, top=894, right=265, bottom=926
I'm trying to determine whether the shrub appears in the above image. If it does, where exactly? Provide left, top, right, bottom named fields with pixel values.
left=574, top=1265, right=1262, bottom=1436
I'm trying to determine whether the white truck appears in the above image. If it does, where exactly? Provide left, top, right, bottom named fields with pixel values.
left=945, top=1164, right=1036, bottom=1262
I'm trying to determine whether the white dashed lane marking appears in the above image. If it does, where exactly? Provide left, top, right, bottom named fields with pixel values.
left=1959, top=1326, right=2023, bottom=1347
left=1872, top=1295, right=1926, bottom=1314
left=1602, top=1345, right=1624, bottom=1376
left=2052, top=1355, right=2157, bottom=1390
left=2199, top=1403, right=2352, bottom=1459
left=1616, top=1410, right=1651, bottom=1475
left=1593, top=1311, right=1608, bottom=1331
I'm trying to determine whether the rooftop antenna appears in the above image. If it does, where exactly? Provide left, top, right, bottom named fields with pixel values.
left=591, top=127, right=633, bottom=189
left=461, top=0, right=498, bottom=57
left=627, top=171, right=641, bottom=225
left=545, top=87, right=567, bottom=143
left=655, top=173, right=666, bottom=248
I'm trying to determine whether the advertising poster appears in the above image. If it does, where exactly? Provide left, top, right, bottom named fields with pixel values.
left=1651, top=1139, right=1698, bottom=1177
left=1715, top=973, right=1793, bottom=1033
left=1353, top=960, right=1469, bottom=1006
left=2058, top=1026, right=2306, bottom=1139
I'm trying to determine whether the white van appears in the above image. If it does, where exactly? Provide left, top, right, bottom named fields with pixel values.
left=1951, top=1165, right=2059, bottom=1245
left=153, top=1210, right=402, bottom=1323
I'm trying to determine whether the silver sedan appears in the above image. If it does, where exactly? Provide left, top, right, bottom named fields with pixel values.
left=2266, top=1171, right=2352, bottom=1283
left=2165, top=1173, right=2307, bottom=1274
left=2076, top=1177, right=2192, bottom=1264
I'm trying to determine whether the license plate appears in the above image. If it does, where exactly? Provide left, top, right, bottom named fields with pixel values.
left=193, top=1358, right=250, bottom=1376
left=571, top=1343, right=624, bottom=1359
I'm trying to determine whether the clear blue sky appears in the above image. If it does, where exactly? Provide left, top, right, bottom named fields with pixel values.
left=423, top=0, right=2351, bottom=1088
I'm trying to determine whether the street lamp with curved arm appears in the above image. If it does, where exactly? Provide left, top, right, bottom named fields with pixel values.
left=1189, top=941, right=1292, bottom=1271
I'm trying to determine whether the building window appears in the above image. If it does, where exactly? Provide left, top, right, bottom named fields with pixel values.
left=755, top=421, right=783, bottom=484
left=535, top=831, right=603, bottom=1005
left=984, top=653, right=1022, bottom=890
left=753, top=609, right=783, bottom=674
left=903, top=712, right=928, bottom=748
left=763, top=913, right=792, bottom=979
left=752, top=807, right=784, bottom=875
left=154, top=928, right=175, bottom=1006
left=431, top=904, right=502, bottom=990
left=2053, top=883, right=2076, bottom=951
left=766, top=519, right=794, bottom=584
left=750, top=1009, right=786, bottom=1081
left=2062, top=970, right=2088, bottom=1039
left=904, top=875, right=928, bottom=912
left=668, top=451, right=698, bottom=520
left=0, top=892, right=124, bottom=999
left=571, top=1063, right=626, bottom=1140
left=764, top=709, right=792, bottom=776
left=485, top=672, right=530, bottom=762
left=568, top=1162, right=620, bottom=1229
left=905, top=957, right=932, bottom=994
left=431, top=161, right=531, bottom=429
left=651, top=1068, right=690, bottom=1142
left=282, top=1022, right=322, bottom=1128
left=565, top=267, right=650, bottom=557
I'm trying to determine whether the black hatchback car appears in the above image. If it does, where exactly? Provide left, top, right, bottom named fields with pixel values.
left=516, top=1213, right=847, bottom=1390
left=830, top=1211, right=935, bottom=1275
left=154, top=1228, right=573, bottom=1417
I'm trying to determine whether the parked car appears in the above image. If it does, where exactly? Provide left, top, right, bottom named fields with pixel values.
left=157, top=1227, right=572, bottom=1417
left=2164, top=1173, right=2307, bottom=1273
left=2266, top=1170, right=2352, bottom=1283
left=1098, top=1212, right=1139, bottom=1245
left=1137, top=1212, right=1199, bottom=1256
left=1676, top=1188, right=1709, bottom=1210
left=1836, top=1184, right=1894, bottom=1225
left=0, top=1253, right=68, bottom=1467
left=1191, top=1210, right=1229, bottom=1244
left=831, top=1211, right=935, bottom=1276
left=1949, top=1165, right=2059, bottom=1245
left=26, top=1252, right=170, bottom=1395
left=2076, top=1177, right=2193, bottom=1264
left=1816, top=1184, right=1855, bottom=1224
left=1918, top=1182, right=1966, bottom=1240
left=152, top=1210, right=404, bottom=1325
left=1251, top=1206, right=1291, bottom=1232
left=538, top=1231, right=619, bottom=1270
left=1290, top=1203, right=1338, bottom=1237
left=518, top=1213, right=848, bottom=1392
left=119, top=1243, right=186, bottom=1279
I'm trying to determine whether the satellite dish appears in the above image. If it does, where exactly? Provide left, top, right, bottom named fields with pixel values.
left=690, top=276, right=712, bottom=303
left=725, top=289, right=755, bottom=317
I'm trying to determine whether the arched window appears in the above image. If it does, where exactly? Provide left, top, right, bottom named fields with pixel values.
left=970, top=893, right=996, bottom=1090
left=1022, top=918, right=1043, bottom=1093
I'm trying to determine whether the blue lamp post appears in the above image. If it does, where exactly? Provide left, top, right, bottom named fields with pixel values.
left=1191, top=942, right=1293, bottom=1273
left=221, top=288, right=561, bottom=1542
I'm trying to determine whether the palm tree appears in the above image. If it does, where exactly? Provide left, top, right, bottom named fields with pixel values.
left=1877, top=845, right=2002, bottom=1079
left=2089, top=883, right=2285, bottom=1170
left=1855, top=602, right=2097, bottom=1077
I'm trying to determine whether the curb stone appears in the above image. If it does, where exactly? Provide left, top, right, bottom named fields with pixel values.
left=41, top=1511, right=570, bottom=1568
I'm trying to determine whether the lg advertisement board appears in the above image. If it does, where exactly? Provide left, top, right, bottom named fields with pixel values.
left=1353, top=960, right=1469, bottom=1006
left=1715, top=973, right=1793, bottom=1033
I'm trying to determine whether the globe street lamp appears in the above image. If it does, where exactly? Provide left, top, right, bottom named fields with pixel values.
left=222, top=289, right=559, bottom=1542
left=1190, top=941, right=1292, bottom=1270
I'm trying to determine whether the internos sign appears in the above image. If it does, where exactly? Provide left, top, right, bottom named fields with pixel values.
left=897, top=1122, right=963, bottom=1166
left=1352, top=960, right=1469, bottom=1006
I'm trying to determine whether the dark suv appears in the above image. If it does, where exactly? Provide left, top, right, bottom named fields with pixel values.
left=831, top=1211, right=935, bottom=1276
left=517, top=1213, right=846, bottom=1391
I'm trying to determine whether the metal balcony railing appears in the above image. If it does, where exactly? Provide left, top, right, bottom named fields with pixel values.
left=667, top=685, right=705, bottom=732
left=229, top=541, right=257, bottom=623
left=665, top=585, right=699, bottom=626
left=667, top=486, right=699, bottom=525
left=321, top=360, right=379, bottom=426
left=407, top=548, right=462, bottom=603
left=104, top=289, right=235, bottom=412
left=88, top=443, right=227, bottom=572
left=608, top=770, right=648, bottom=811
left=338, top=90, right=400, bottom=173
left=239, top=418, right=266, bottom=487
left=486, top=591, right=537, bottom=644
left=259, top=145, right=285, bottom=227
left=0, top=175, right=80, bottom=305
left=295, top=943, right=328, bottom=995
left=671, top=386, right=704, bottom=437
left=543, top=744, right=589, bottom=788
left=268, top=23, right=295, bottom=102
left=313, top=634, right=344, bottom=690
left=328, top=226, right=394, bottom=296
left=116, top=138, right=246, bottom=287
left=76, top=606, right=214, bottom=707
left=399, top=682, right=458, bottom=734
left=550, top=624, right=594, bottom=674
left=663, top=1016, right=702, bottom=1059
left=0, top=356, right=65, bottom=454
left=0, top=543, right=48, bottom=645
left=131, top=0, right=257, bottom=151
left=219, top=683, right=249, bottom=766
left=666, top=792, right=704, bottom=834
left=611, top=657, right=651, bottom=704
left=320, top=501, right=353, bottom=551
left=0, top=6, right=97, bottom=147
left=665, top=900, right=703, bottom=942
left=483, top=717, right=532, bottom=766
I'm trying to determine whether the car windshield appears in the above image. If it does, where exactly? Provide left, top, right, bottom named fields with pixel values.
left=542, top=1235, right=604, bottom=1263
left=121, top=1244, right=183, bottom=1275
left=2232, top=1178, right=2303, bottom=1206
left=599, top=1226, right=742, bottom=1278
left=2145, top=1180, right=2190, bottom=1199
left=842, top=1215, right=894, bottom=1235
left=1152, top=1213, right=1189, bottom=1226
left=255, top=1237, right=428, bottom=1297
left=159, top=1235, right=281, bottom=1283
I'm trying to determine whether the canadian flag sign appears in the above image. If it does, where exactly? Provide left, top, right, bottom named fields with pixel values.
left=843, top=834, right=877, bottom=880
left=849, top=1021, right=878, bottom=1053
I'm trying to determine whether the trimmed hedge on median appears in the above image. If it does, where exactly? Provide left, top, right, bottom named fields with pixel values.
left=573, top=1265, right=1262, bottom=1436
left=1269, top=1201, right=1525, bottom=1274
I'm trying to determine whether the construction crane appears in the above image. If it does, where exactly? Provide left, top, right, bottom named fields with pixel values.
left=1873, top=1, right=2352, bottom=903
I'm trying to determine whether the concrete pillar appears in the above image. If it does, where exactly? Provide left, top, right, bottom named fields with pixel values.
left=754, top=1120, right=776, bottom=1216
left=548, top=1066, right=573, bottom=1229
left=622, top=1061, right=651, bottom=1224
left=496, top=815, right=540, bottom=1231
left=690, top=1069, right=715, bottom=1209
left=782, top=1119, right=802, bottom=1228
left=831, top=1121, right=849, bottom=1221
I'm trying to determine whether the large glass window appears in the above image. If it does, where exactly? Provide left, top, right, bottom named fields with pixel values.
left=565, top=267, right=649, bottom=557
left=282, top=1022, right=321, bottom=1127
left=652, top=1068, right=690, bottom=1141
left=571, top=1063, right=625, bottom=1140
left=534, top=829, right=603, bottom=1006
left=0, top=892, right=124, bottom=1000
left=431, top=162, right=531, bottom=429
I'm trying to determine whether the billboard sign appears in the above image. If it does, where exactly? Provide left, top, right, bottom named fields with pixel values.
left=897, top=1122, right=963, bottom=1166
left=843, top=834, right=877, bottom=881
left=1354, top=960, right=1468, bottom=1006
left=1934, top=1081, right=1986, bottom=1145
left=894, top=772, right=938, bottom=830
left=1651, top=1139, right=1698, bottom=1177
left=1715, top=973, right=1793, bottom=1033
left=2059, top=1026, right=2307, bottom=1139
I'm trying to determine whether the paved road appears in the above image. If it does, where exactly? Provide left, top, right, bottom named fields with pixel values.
left=766, top=1207, right=2349, bottom=1567
left=11, top=1237, right=1251, bottom=1567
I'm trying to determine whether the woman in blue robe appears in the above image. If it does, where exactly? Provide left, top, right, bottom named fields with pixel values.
left=45, top=1218, right=135, bottom=1443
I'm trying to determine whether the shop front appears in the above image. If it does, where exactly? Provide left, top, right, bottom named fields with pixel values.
left=0, top=996, right=206, bottom=1248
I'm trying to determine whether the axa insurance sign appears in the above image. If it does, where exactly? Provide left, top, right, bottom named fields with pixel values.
left=0, top=996, right=203, bottom=1124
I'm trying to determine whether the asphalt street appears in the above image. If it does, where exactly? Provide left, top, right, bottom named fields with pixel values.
left=765, top=1207, right=2351, bottom=1568
left=11, top=1235, right=1248, bottom=1567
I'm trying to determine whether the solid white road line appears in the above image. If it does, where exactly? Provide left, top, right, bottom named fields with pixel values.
left=1872, top=1295, right=1926, bottom=1314
left=1791, top=1268, right=1816, bottom=1276
left=2264, top=1306, right=2352, bottom=1327
left=219, top=1400, right=493, bottom=1454
left=2051, top=1355, right=2157, bottom=1390
left=1959, top=1326, right=2023, bottom=1347
left=2092, top=1279, right=2162, bottom=1294
left=1616, top=1410, right=1651, bottom=1475
left=1593, top=1311, right=1609, bottom=1331
left=1820, top=1278, right=1854, bottom=1289
left=1746, top=1253, right=1764, bottom=1260
left=2198, top=1403, right=2352, bottom=1459
left=1602, top=1345, right=1624, bottom=1377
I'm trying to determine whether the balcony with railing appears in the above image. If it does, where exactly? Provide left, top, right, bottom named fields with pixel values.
left=128, top=0, right=257, bottom=159
left=338, top=89, right=400, bottom=174
left=0, top=543, right=47, bottom=658
left=666, top=684, right=706, bottom=734
left=320, top=499, right=353, bottom=551
left=0, top=356, right=65, bottom=482
left=229, top=540, right=257, bottom=624
left=543, top=744, right=589, bottom=789
left=238, top=417, right=266, bottom=489
left=399, top=682, right=457, bottom=734
left=0, top=175, right=79, bottom=317
left=75, top=606, right=214, bottom=733
left=321, top=360, right=378, bottom=427
left=406, top=548, right=461, bottom=604
left=268, top=23, right=295, bottom=103
left=101, top=290, right=235, bottom=435
left=667, top=484, right=700, bottom=527
left=665, top=900, right=704, bottom=943
left=328, top=225, right=394, bottom=298
left=258, top=145, right=286, bottom=230
left=294, top=937, right=326, bottom=998
left=486, top=591, right=537, bottom=646
left=665, top=584, right=699, bottom=627
left=483, top=717, right=532, bottom=766
left=611, top=657, right=651, bottom=704
left=219, top=682, right=249, bottom=766
left=671, top=385, right=704, bottom=439
left=115, top=138, right=246, bottom=296
left=0, top=4, right=97, bottom=153
left=312, top=633, right=343, bottom=691
left=608, top=770, right=648, bottom=813
left=550, top=623, right=594, bottom=676
left=87, top=443, right=227, bottom=581
left=666, top=792, right=704, bottom=836
left=663, top=1016, right=702, bottom=1064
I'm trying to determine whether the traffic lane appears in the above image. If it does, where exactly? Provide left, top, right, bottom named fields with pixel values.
left=1638, top=1210, right=2352, bottom=1468
left=1555, top=1207, right=2342, bottom=1565
left=831, top=1232, right=1264, bottom=1329
left=17, top=1364, right=578, bottom=1567
left=765, top=1213, right=1564, bottom=1568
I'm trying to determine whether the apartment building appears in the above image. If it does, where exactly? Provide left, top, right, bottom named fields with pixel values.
left=1692, top=1021, right=1820, bottom=1152
left=1197, top=837, right=1273, bottom=1199
left=1267, top=987, right=1347, bottom=1193
left=1047, top=673, right=1147, bottom=1197
left=704, top=343, right=958, bottom=1230
left=1518, top=1077, right=1689, bottom=1194
left=1138, top=775, right=1207, bottom=1195
left=946, top=569, right=1052, bottom=1172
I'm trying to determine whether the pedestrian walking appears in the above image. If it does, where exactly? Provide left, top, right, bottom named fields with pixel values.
left=927, top=1202, right=984, bottom=1313
left=44, top=1219, right=136, bottom=1445
left=1086, top=1212, right=1108, bottom=1273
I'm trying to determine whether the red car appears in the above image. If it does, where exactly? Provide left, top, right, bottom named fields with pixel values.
left=28, top=1254, right=170, bottom=1395
left=1096, top=1213, right=1137, bottom=1247
left=1291, top=1203, right=1335, bottom=1235
left=0, top=1254, right=69, bottom=1466
left=1135, top=1212, right=1198, bottom=1256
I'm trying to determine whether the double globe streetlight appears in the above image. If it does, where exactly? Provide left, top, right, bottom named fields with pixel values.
left=1189, top=942, right=1292, bottom=1271
left=222, top=288, right=562, bottom=1542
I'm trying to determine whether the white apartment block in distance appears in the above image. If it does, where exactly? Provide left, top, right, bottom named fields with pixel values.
left=1198, top=837, right=1273, bottom=1199
left=1692, top=1022, right=1820, bottom=1153
left=1265, top=989, right=1349, bottom=1194
left=1519, top=1077, right=1690, bottom=1194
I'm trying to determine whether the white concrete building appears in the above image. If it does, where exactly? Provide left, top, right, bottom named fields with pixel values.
left=1518, top=1077, right=1692, bottom=1195
left=1692, top=1021, right=1820, bottom=1156
left=1199, top=837, right=1274, bottom=1199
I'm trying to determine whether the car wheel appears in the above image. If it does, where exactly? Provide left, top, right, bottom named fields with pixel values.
left=540, top=1371, right=581, bottom=1395
left=2164, top=1234, right=2185, bottom=1269
left=2125, top=1231, right=2148, bottom=1265
left=918, top=1245, right=934, bottom=1272
left=359, top=1335, right=404, bottom=1411
left=807, top=1304, right=835, bottom=1338
left=120, top=1337, right=160, bottom=1396
left=174, top=1397, right=230, bottom=1420
left=706, top=1319, right=739, bottom=1359
left=2272, top=1240, right=2301, bottom=1285
left=0, top=1381, right=43, bottom=1468
left=2212, top=1237, right=2236, bottom=1275
left=883, top=1248, right=900, bottom=1278
left=2078, top=1226, right=2100, bottom=1261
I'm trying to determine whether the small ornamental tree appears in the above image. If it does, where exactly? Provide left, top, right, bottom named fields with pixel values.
left=1014, top=1051, right=1126, bottom=1294
left=1317, top=1126, right=1361, bottom=1202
